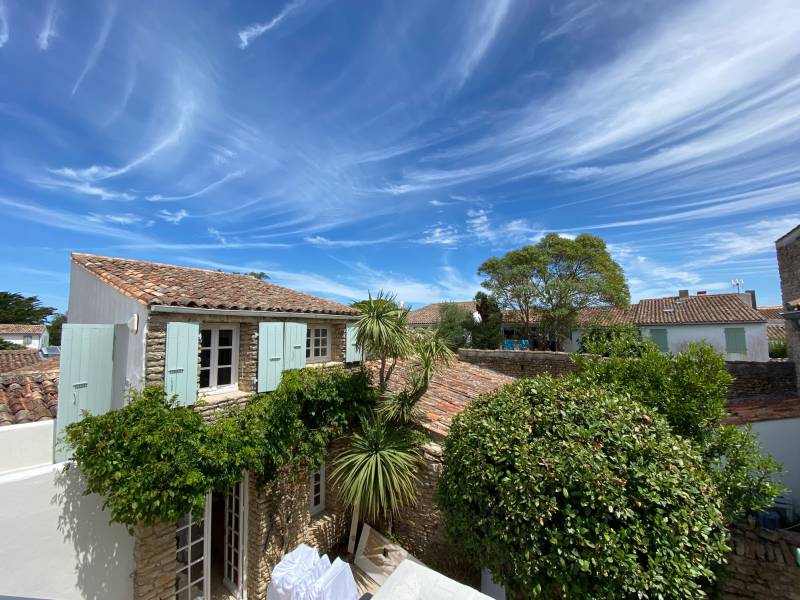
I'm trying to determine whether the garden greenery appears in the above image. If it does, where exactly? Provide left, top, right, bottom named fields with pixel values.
left=578, top=324, right=651, bottom=357
left=437, top=376, right=728, bottom=599
left=65, top=367, right=374, bottom=529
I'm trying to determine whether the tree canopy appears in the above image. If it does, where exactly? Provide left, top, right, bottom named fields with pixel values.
left=48, top=313, right=66, bottom=346
left=435, top=302, right=473, bottom=349
left=466, top=292, right=504, bottom=349
left=478, top=233, right=629, bottom=349
left=0, top=292, right=56, bottom=324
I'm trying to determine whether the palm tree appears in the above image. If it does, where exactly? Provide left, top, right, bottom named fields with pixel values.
left=331, top=414, right=420, bottom=536
left=352, top=291, right=414, bottom=389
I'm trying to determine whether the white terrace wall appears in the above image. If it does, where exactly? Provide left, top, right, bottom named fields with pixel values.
left=0, top=423, right=135, bottom=600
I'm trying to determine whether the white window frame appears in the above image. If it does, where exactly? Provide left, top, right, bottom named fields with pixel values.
left=306, top=326, right=331, bottom=364
left=199, top=324, right=239, bottom=394
left=310, top=464, right=325, bottom=516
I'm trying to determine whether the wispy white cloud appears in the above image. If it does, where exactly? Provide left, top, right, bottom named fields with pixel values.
left=417, top=224, right=460, bottom=247
left=157, top=209, right=188, bottom=224
left=0, top=1, right=9, bottom=48
left=694, top=214, right=800, bottom=265
left=146, top=170, right=245, bottom=202
left=30, top=176, right=135, bottom=201
left=238, top=0, right=304, bottom=49
left=466, top=208, right=540, bottom=246
left=304, top=234, right=402, bottom=248
left=453, top=0, right=514, bottom=88
left=539, top=1, right=598, bottom=43
left=72, top=2, right=116, bottom=95
left=87, top=212, right=151, bottom=226
left=37, top=1, right=60, bottom=50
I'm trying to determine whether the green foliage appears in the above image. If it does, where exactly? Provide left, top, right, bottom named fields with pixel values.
left=437, top=376, right=728, bottom=599
left=331, top=413, right=422, bottom=533
left=579, top=325, right=652, bottom=357
left=65, top=367, right=374, bottom=529
left=466, top=292, right=503, bottom=349
left=0, top=291, right=56, bottom=324
left=0, top=339, right=20, bottom=350
left=575, top=342, right=783, bottom=519
left=352, top=291, right=414, bottom=388
left=478, top=234, right=629, bottom=349
left=768, top=338, right=787, bottom=358
left=48, top=313, right=66, bottom=346
left=435, top=302, right=472, bottom=349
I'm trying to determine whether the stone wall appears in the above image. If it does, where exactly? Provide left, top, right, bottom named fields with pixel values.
left=145, top=313, right=350, bottom=391
left=457, top=348, right=578, bottom=378
left=777, top=225, right=800, bottom=391
left=725, top=360, right=797, bottom=402
left=133, top=522, right=177, bottom=600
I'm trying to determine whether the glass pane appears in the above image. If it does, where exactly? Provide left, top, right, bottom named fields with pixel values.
left=191, top=560, right=204, bottom=583
left=217, top=367, right=232, bottom=386
left=218, top=348, right=232, bottom=367
left=218, top=329, right=233, bottom=347
left=199, top=370, right=210, bottom=389
left=191, top=539, right=204, bottom=562
left=200, top=330, right=211, bottom=348
left=175, top=586, right=189, bottom=600
left=306, top=348, right=311, bottom=358
left=200, top=349, right=211, bottom=368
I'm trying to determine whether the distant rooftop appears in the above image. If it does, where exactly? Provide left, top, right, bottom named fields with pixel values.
left=0, top=324, right=46, bottom=335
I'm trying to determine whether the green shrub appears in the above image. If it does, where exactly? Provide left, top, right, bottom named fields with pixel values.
left=769, top=338, right=787, bottom=358
left=574, top=342, right=783, bottom=519
left=65, top=367, right=374, bottom=529
left=437, top=376, right=728, bottom=598
left=435, top=302, right=472, bottom=349
left=578, top=325, right=652, bottom=357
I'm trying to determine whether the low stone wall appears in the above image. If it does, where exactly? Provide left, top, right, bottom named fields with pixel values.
left=457, top=348, right=578, bottom=378
left=725, top=360, right=797, bottom=402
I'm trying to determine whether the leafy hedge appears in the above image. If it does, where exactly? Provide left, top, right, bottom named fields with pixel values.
left=65, top=367, right=374, bottom=529
left=578, top=324, right=652, bottom=358
left=437, top=376, right=728, bottom=599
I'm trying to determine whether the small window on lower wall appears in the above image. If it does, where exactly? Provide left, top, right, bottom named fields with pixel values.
left=306, top=326, right=330, bottom=363
left=649, top=328, right=669, bottom=353
left=310, top=464, right=325, bottom=516
left=725, top=327, right=747, bottom=354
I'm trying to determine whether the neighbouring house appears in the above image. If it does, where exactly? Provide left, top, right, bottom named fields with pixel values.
left=61, top=253, right=364, bottom=600
left=759, top=305, right=787, bottom=350
left=406, top=301, right=478, bottom=328
left=777, top=224, right=800, bottom=390
left=0, top=323, right=49, bottom=350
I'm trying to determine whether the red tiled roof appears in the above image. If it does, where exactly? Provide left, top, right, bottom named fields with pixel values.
left=723, top=398, right=800, bottom=425
left=72, top=253, right=358, bottom=316
left=0, top=324, right=46, bottom=335
left=0, top=370, right=59, bottom=426
left=634, top=294, right=765, bottom=325
left=758, top=306, right=784, bottom=321
left=406, top=301, right=476, bottom=326
left=575, top=306, right=636, bottom=327
left=373, top=359, right=512, bottom=437
left=0, top=349, right=42, bottom=374
left=767, top=324, right=785, bottom=342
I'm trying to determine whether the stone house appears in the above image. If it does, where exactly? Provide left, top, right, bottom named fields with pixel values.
left=777, top=224, right=800, bottom=389
left=59, top=253, right=364, bottom=600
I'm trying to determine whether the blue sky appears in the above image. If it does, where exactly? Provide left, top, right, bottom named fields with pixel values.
left=1, top=0, right=798, bottom=313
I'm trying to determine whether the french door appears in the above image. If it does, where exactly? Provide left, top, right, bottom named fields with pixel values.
left=223, top=477, right=247, bottom=599
left=175, top=496, right=211, bottom=600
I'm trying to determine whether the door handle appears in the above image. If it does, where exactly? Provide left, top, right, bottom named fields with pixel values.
left=168, top=368, right=184, bottom=374
left=293, top=345, right=302, bottom=349
left=269, top=357, right=281, bottom=362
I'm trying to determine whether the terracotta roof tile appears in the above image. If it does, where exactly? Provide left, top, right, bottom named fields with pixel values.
left=767, top=324, right=785, bottom=342
left=72, top=253, right=358, bottom=316
left=0, top=349, right=42, bottom=374
left=370, top=359, right=512, bottom=437
left=0, top=324, right=46, bottom=335
left=406, top=302, right=476, bottom=326
left=758, top=306, right=785, bottom=321
left=723, top=397, right=800, bottom=425
left=634, top=294, right=765, bottom=325
left=0, top=369, right=59, bottom=427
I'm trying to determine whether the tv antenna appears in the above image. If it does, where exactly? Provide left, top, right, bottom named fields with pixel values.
left=731, top=279, right=744, bottom=294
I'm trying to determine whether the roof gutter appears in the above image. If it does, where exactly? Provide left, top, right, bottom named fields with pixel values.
left=150, top=305, right=358, bottom=320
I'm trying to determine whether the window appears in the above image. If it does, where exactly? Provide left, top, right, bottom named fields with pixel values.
left=175, top=510, right=206, bottom=600
left=649, top=328, right=669, bottom=353
left=725, top=327, right=747, bottom=354
left=199, top=325, right=238, bottom=391
left=310, top=464, right=325, bottom=515
left=23, top=335, right=32, bottom=345
left=306, top=326, right=330, bottom=363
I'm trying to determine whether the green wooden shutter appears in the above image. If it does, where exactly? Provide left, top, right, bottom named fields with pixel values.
left=725, top=328, right=747, bottom=354
left=345, top=322, right=362, bottom=363
left=283, top=322, right=307, bottom=371
left=165, top=321, right=200, bottom=406
left=56, top=324, right=115, bottom=462
left=258, top=322, right=285, bottom=392
left=649, top=328, right=669, bottom=353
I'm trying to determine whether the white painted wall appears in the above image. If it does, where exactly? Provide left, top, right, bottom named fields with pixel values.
left=0, top=420, right=54, bottom=475
left=67, top=262, right=149, bottom=394
left=0, top=331, right=46, bottom=349
left=750, top=418, right=800, bottom=518
left=566, top=323, right=770, bottom=361
left=0, top=463, right=134, bottom=600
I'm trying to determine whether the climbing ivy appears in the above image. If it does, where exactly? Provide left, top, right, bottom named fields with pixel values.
left=64, top=367, right=375, bottom=530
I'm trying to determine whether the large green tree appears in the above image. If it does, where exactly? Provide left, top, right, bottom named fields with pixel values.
left=466, top=292, right=504, bottom=349
left=48, top=313, right=66, bottom=346
left=435, top=302, right=472, bottom=349
left=478, top=234, right=629, bottom=349
left=0, top=292, right=56, bottom=324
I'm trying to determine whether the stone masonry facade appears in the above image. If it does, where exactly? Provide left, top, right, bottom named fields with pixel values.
left=144, top=312, right=348, bottom=393
left=777, top=225, right=800, bottom=391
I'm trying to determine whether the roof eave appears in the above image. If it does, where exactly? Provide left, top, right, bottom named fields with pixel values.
left=149, top=304, right=359, bottom=320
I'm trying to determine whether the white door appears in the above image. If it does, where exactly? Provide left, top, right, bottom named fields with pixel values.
left=176, top=496, right=211, bottom=600
left=223, top=479, right=247, bottom=598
